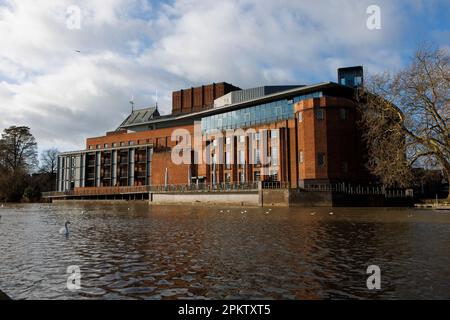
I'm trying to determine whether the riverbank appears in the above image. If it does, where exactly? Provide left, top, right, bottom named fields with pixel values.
left=414, top=198, right=450, bottom=210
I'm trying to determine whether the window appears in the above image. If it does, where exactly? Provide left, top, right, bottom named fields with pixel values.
left=269, top=170, right=278, bottom=181
left=96, top=144, right=101, bottom=149
left=275, top=106, right=282, bottom=118
left=226, top=137, right=231, bottom=145
left=104, top=144, right=109, bottom=148
left=254, top=171, right=261, bottom=182
left=318, top=153, right=326, bottom=167
left=225, top=152, right=231, bottom=169
left=340, top=78, right=346, bottom=86
left=89, top=145, right=93, bottom=150
left=112, top=143, right=116, bottom=148
left=120, top=142, right=125, bottom=147
left=316, top=109, right=324, bottom=120
left=340, top=108, right=347, bottom=120
left=240, top=172, right=245, bottom=183
left=128, top=141, right=134, bottom=146
left=255, top=149, right=261, bottom=165
left=298, top=111, right=303, bottom=122
left=299, top=151, right=304, bottom=164
left=239, top=135, right=245, bottom=143
left=244, top=112, right=250, bottom=123
left=355, top=76, right=362, bottom=86
left=271, top=129, right=278, bottom=139
left=271, top=147, right=279, bottom=166
left=238, top=150, right=245, bottom=165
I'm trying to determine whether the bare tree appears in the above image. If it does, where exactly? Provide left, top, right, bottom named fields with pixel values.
left=358, top=45, right=449, bottom=198
left=40, top=148, right=59, bottom=175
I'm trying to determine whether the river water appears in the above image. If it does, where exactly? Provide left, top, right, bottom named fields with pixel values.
left=0, top=203, right=449, bottom=300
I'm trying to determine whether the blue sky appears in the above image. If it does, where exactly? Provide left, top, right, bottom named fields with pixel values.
left=0, top=0, right=448, bottom=154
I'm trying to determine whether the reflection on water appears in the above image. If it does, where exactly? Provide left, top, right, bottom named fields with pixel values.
left=0, top=203, right=449, bottom=300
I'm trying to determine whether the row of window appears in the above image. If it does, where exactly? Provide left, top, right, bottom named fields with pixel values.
left=88, top=137, right=171, bottom=150
left=201, top=92, right=323, bottom=133
left=297, top=108, right=348, bottom=122
left=298, top=151, right=348, bottom=172
left=214, top=146, right=280, bottom=167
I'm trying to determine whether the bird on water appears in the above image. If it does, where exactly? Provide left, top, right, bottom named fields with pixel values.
left=59, top=221, right=71, bottom=236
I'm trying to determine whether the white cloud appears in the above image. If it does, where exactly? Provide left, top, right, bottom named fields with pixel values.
left=0, top=0, right=444, bottom=156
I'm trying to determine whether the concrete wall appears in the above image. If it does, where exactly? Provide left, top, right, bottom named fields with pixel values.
left=289, top=189, right=333, bottom=207
left=150, top=192, right=259, bottom=206
left=262, top=189, right=289, bottom=206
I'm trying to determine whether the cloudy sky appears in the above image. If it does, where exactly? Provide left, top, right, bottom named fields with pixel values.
left=0, top=0, right=448, bottom=155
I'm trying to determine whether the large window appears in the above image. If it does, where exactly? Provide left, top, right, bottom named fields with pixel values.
left=238, top=150, right=245, bottom=165
left=271, top=147, right=279, bottom=166
left=225, top=152, right=231, bottom=169
left=255, top=149, right=261, bottom=165
left=201, top=91, right=323, bottom=133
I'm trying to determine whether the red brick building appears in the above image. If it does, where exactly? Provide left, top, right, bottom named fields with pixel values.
left=56, top=68, right=372, bottom=192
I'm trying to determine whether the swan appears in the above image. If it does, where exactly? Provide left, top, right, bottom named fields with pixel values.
left=329, top=212, right=334, bottom=215
left=310, top=212, right=316, bottom=216
left=59, top=221, right=71, bottom=236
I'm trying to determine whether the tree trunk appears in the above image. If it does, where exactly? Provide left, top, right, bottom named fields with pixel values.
left=443, top=167, right=450, bottom=201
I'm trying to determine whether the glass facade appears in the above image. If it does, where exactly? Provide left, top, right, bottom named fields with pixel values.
left=201, top=91, right=323, bottom=133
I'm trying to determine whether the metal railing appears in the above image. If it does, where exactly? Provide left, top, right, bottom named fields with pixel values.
left=262, top=181, right=290, bottom=189
left=300, top=183, right=414, bottom=198
left=149, top=182, right=259, bottom=192
left=42, top=181, right=415, bottom=199
left=42, top=182, right=261, bottom=197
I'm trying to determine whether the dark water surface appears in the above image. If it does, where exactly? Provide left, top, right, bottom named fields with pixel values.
left=0, top=203, right=449, bottom=300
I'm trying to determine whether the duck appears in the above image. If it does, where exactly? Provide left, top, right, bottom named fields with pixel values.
left=59, top=221, right=71, bottom=236
left=310, top=212, right=316, bottom=216
left=329, top=212, right=334, bottom=215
